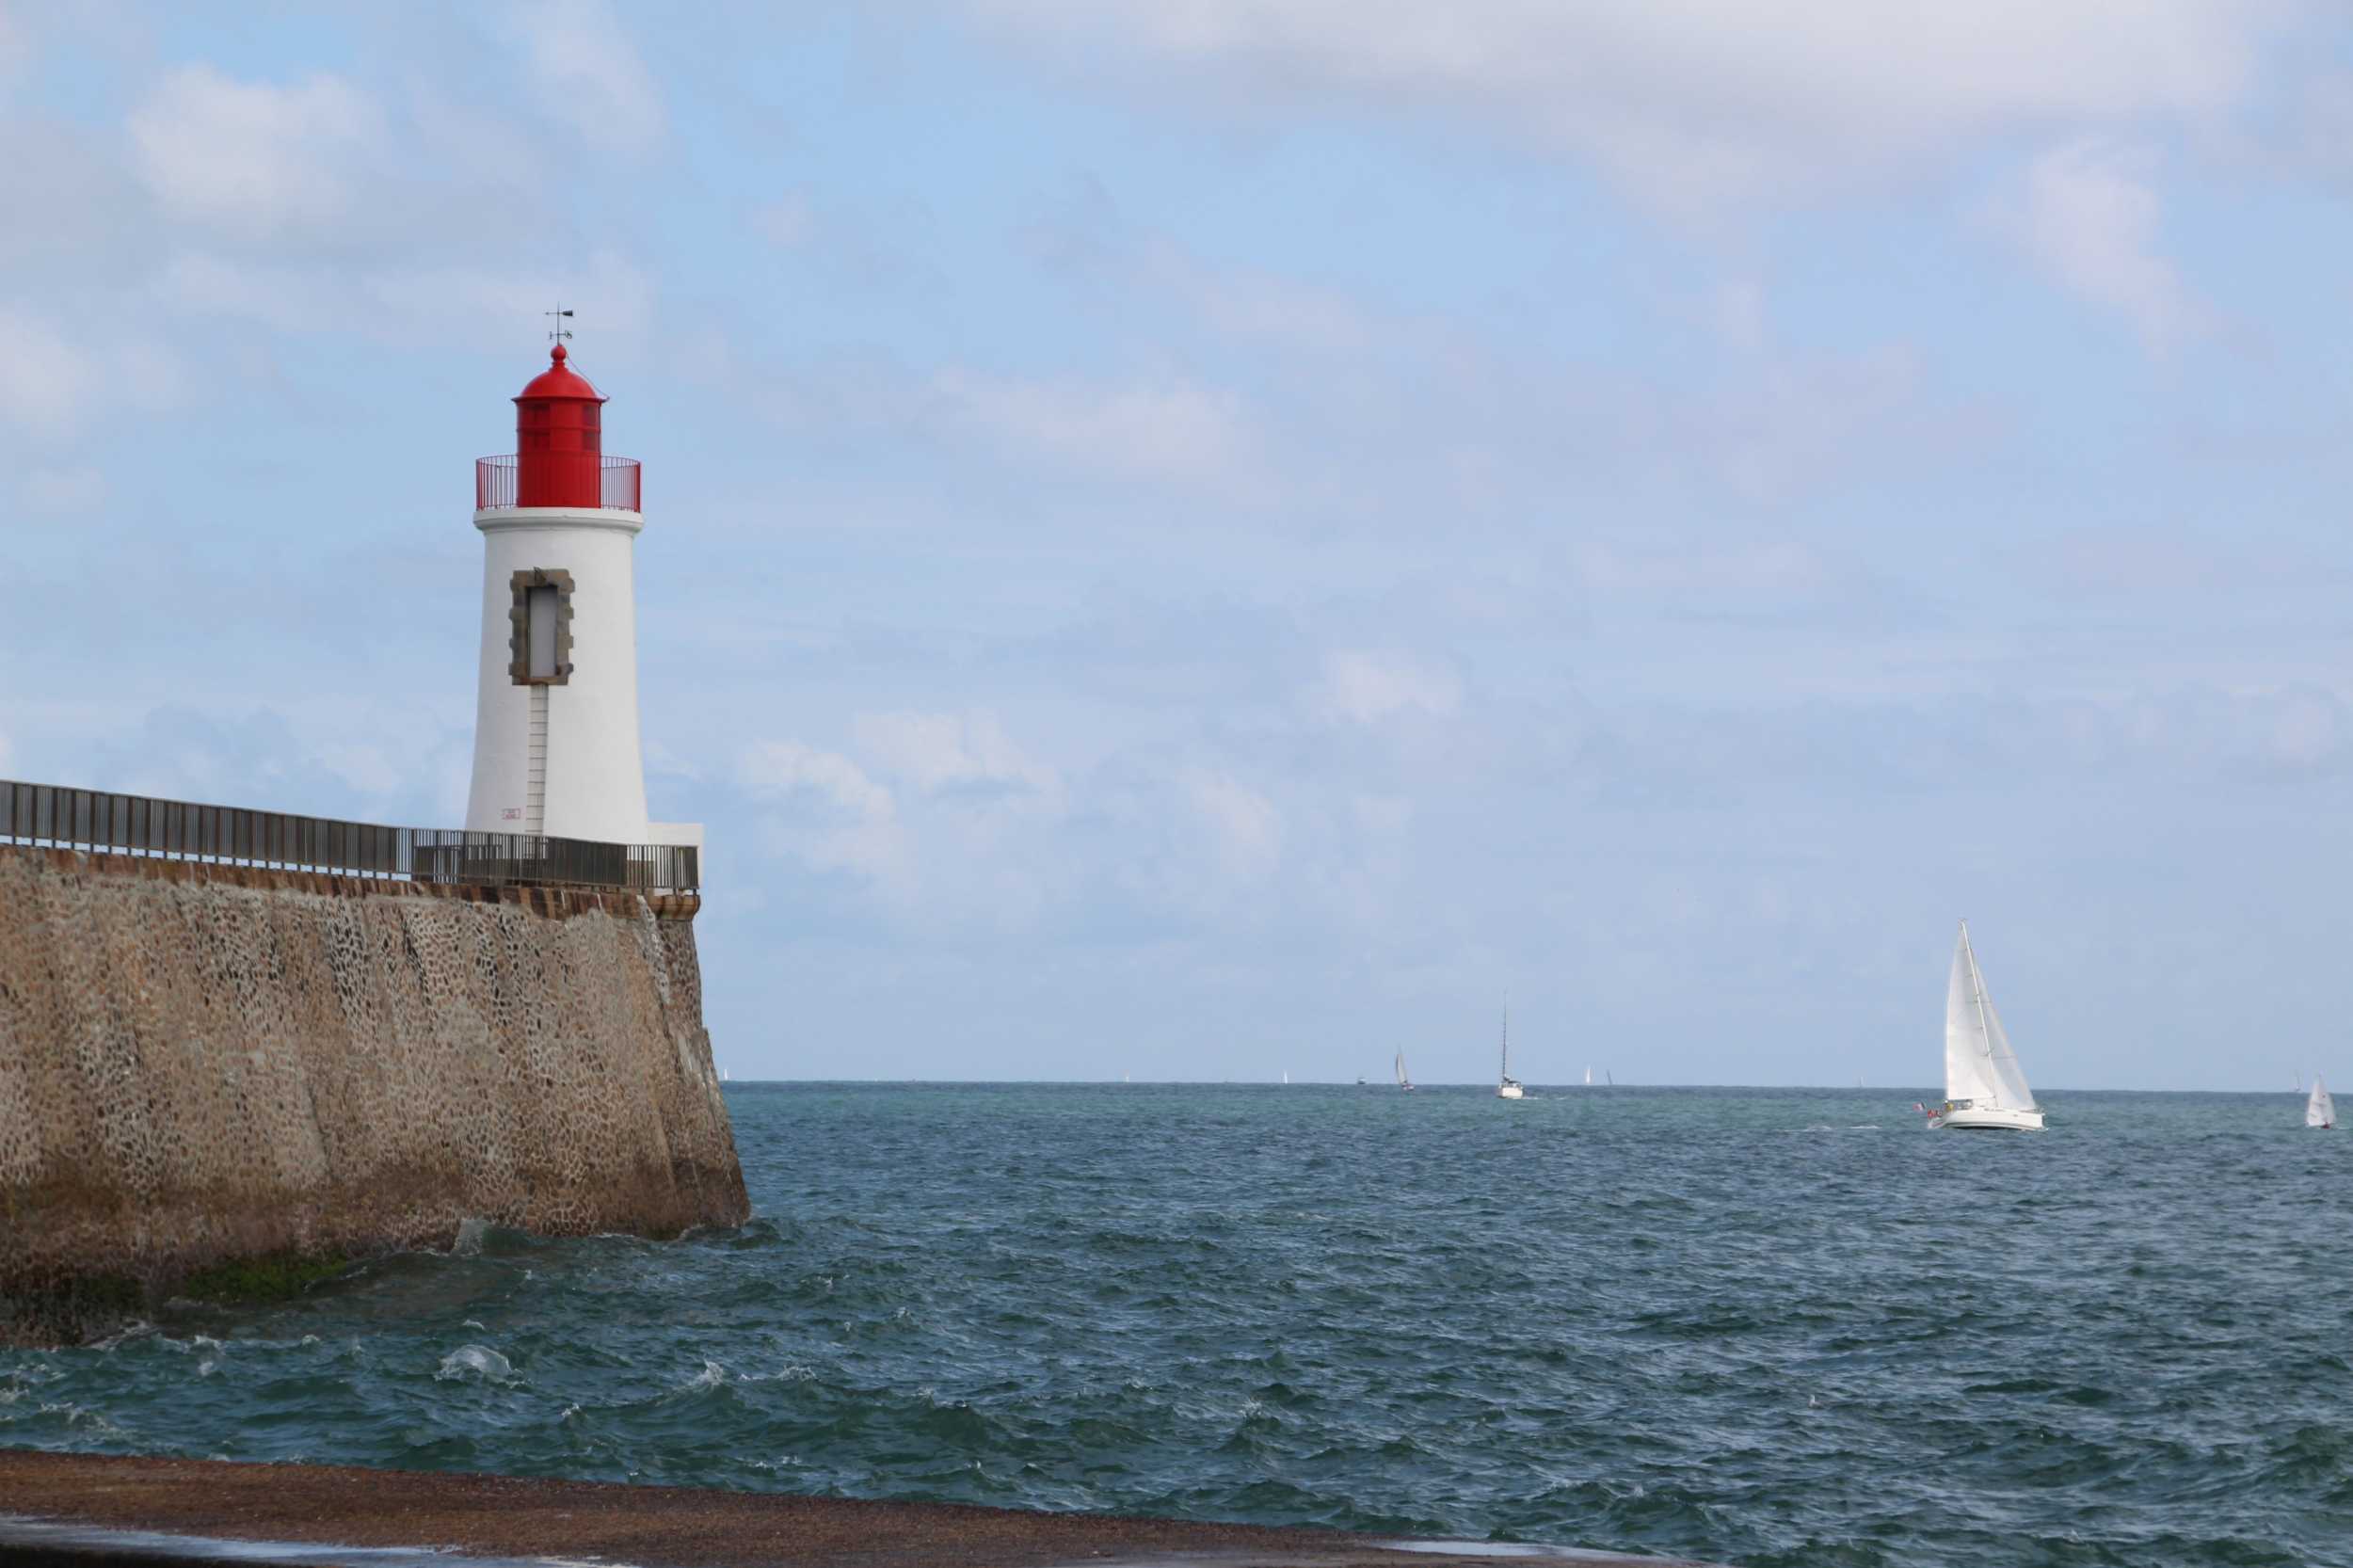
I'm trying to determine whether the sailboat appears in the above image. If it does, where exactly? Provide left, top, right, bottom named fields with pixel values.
left=1583, top=1065, right=1593, bottom=1086
left=1497, top=1007, right=1524, bottom=1099
left=1924, top=920, right=2045, bottom=1131
left=2308, top=1075, right=2334, bottom=1129
left=1394, top=1049, right=1415, bottom=1093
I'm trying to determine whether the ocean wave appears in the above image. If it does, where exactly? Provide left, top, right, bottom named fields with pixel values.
left=435, top=1345, right=514, bottom=1384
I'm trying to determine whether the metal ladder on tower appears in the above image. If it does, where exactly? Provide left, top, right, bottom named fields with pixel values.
left=525, top=685, right=549, bottom=836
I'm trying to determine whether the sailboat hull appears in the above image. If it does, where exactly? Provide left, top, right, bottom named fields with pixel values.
left=1928, top=1106, right=2045, bottom=1132
left=1497, top=1083, right=1524, bottom=1099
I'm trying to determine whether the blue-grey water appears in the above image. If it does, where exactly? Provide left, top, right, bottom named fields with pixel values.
left=5, top=1085, right=2348, bottom=1567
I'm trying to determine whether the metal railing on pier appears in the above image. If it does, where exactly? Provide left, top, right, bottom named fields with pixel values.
left=0, top=779, right=697, bottom=895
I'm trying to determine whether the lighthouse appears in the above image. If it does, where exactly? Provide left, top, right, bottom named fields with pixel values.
left=464, top=343, right=696, bottom=856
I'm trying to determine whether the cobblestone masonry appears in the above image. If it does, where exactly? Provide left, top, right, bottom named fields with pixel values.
left=0, top=845, right=747, bottom=1341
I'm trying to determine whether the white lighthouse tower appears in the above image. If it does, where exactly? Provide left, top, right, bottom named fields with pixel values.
left=464, top=342, right=696, bottom=856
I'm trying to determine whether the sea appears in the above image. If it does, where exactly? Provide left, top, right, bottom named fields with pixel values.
left=4, top=1084, right=2348, bottom=1568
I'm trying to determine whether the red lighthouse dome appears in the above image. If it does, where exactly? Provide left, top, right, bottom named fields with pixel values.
left=513, top=344, right=607, bottom=508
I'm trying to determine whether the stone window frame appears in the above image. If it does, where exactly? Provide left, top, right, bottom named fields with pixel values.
left=508, top=568, right=576, bottom=686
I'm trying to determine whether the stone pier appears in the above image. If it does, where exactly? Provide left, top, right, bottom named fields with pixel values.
left=0, top=844, right=746, bottom=1342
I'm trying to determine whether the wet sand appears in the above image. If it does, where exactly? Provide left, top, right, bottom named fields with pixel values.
left=0, top=1449, right=1708, bottom=1567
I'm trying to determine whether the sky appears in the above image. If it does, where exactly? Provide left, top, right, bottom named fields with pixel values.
left=4, top=1, right=2352, bottom=1090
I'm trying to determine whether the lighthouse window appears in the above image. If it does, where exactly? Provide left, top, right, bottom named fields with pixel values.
left=505, top=568, right=575, bottom=686
left=527, top=586, right=558, bottom=680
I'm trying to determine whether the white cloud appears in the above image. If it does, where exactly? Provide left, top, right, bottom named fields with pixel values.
left=1186, top=769, right=1282, bottom=877
left=737, top=740, right=906, bottom=885
left=931, top=368, right=1254, bottom=485
left=129, top=66, right=384, bottom=241
left=969, top=0, right=2297, bottom=217
left=740, top=739, right=895, bottom=822
left=1316, top=650, right=1463, bottom=725
left=503, top=0, right=664, bottom=153
left=853, top=710, right=1061, bottom=797
left=2264, top=689, right=2345, bottom=771
left=0, top=309, right=179, bottom=441
left=0, top=307, right=98, bottom=439
left=1996, top=137, right=2207, bottom=349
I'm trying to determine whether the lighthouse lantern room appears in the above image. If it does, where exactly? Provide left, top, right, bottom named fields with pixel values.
left=465, top=343, right=691, bottom=854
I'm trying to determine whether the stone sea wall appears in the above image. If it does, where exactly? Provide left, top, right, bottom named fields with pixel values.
left=0, top=845, right=747, bottom=1340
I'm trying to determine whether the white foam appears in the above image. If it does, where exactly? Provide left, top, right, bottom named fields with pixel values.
left=436, top=1344, right=514, bottom=1383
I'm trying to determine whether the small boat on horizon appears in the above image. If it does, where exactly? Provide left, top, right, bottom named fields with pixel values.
left=1395, top=1048, right=1415, bottom=1093
left=1497, top=1006, right=1523, bottom=1099
left=1922, top=920, right=2045, bottom=1132
left=2308, top=1075, right=2334, bottom=1129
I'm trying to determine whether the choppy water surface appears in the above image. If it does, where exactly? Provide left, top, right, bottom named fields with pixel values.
left=6, top=1085, right=2349, bottom=1566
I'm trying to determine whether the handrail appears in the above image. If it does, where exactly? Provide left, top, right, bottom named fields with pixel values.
left=475, top=455, right=640, bottom=511
left=0, top=778, right=697, bottom=895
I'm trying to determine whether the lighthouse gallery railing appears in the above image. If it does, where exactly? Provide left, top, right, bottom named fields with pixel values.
left=0, top=779, right=697, bottom=896
left=475, top=454, right=641, bottom=511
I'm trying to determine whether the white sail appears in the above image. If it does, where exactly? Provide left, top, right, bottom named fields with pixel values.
left=1945, top=922, right=2037, bottom=1112
left=2308, top=1075, right=2334, bottom=1128
left=1394, top=1049, right=1410, bottom=1089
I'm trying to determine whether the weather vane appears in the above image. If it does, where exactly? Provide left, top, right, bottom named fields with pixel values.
left=546, top=305, right=574, bottom=346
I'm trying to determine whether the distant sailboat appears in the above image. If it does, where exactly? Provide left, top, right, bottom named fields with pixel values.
left=1497, top=1006, right=1524, bottom=1099
left=1583, top=1065, right=1593, bottom=1086
left=1395, top=1049, right=1415, bottom=1093
left=1923, top=920, right=2045, bottom=1132
left=719, top=1064, right=730, bottom=1082
left=1282, top=1070, right=1290, bottom=1085
left=2308, top=1075, right=2334, bottom=1129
